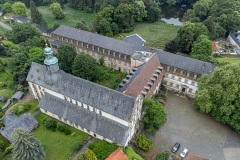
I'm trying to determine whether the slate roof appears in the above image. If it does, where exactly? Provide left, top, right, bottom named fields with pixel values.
left=38, top=93, right=129, bottom=145
left=229, top=32, right=240, bottom=48
left=123, top=34, right=146, bottom=46
left=155, top=49, right=215, bottom=74
left=26, top=62, right=136, bottom=122
left=51, top=25, right=149, bottom=56
left=13, top=16, right=30, bottom=23
left=32, top=24, right=54, bottom=34
left=0, top=113, right=38, bottom=142
left=0, top=96, right=7, bottom=102
left=11, top=91, right=24, bottom=101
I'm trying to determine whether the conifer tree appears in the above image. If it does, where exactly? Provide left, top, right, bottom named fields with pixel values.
left=30, top=0, right=47, bottom=26
left=11, top=128, right=46, bottom=160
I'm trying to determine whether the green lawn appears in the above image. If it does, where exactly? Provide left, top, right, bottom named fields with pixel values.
left=116, top=20, right=179, bottom=49
left=213, top=56, right=240, bottom=64
left=125, top=146, right=143, bottom=160
left=34, top=113, right=88, bottom=160
left=27, top=5, right=94, bottom=28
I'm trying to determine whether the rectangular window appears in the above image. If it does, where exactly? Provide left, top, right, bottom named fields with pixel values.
left=187, top=72, right=190, bottom=77
left=194, top=74, right=197, bottom=79
left=92, top=46, right=94, bottom=50
left=71, top=40, right=73, bottom=44
left=62, top=37, right=64, bottom=41
left=66, top=39, right=68, bottom=42
left=57, top=36, right=60, bottom=40
left=167, top=66, right=170, bottom=71
left=103, top=49, right=105, bottom=53
left=173, top=68, right=177, bottom=74
left=192, top=81, right=195, bottom=86
left=180, top=70, right=183, bottom=75
left=113, top=52, right=115, bottom=57
left=185, top=79, right=188, bottom=83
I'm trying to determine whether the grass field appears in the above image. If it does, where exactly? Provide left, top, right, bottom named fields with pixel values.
left=34, top=113, right=88, bottom=160
left=116, top=21, right=179, bottom=49
left=213, top=56, right=240, bottom=64
left=27, top=5, right=94, bottom=28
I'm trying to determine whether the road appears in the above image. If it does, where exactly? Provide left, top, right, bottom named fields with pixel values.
left=0, top=21, right=12, bottom=30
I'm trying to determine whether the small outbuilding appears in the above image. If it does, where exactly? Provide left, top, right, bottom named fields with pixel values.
left=32, top=24, right=54, bottom=37
left=13, top=16, right=30, bottom=23
left=0, top=113, right=38, bottom=142
left=11, top=91, right=24, bottom=102
left=0, top=96, right=7, bottom=103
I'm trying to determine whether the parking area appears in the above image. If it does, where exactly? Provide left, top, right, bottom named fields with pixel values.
left=146, top=92, right=240, bottom=160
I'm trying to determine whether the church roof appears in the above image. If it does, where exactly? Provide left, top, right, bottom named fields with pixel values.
left=52, top=25, right=149, bottom=56
left=155, top=49, right=215, bottom=74
left=26, top=62, right=136, bottom=122
left=38, top=93, right=129, bottom=146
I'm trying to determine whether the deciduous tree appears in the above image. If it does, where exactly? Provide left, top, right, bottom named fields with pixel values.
left=11, top=128, right=46, bottom=160
left=143, top=99, right=167, bottom=134
left=194, top=63, right=240, bottom=132
left=57, top=45, right=77, bottom=73
left=77, top=149, right=98, bottom=160
left=50, top=2, right=65, bottom=19
left=12, top=2, right=27, bottom=17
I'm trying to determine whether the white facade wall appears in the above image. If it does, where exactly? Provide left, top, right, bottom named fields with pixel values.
left=163, top=73, right=198, bottom=98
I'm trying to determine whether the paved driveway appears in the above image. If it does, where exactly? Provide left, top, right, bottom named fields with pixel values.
left=146, top=92, right=240, bottom=160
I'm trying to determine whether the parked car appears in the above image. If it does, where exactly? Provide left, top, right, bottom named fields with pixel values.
left=171, top=142, right=180, bottom=153
left=180, top=148, right=188, bottom=158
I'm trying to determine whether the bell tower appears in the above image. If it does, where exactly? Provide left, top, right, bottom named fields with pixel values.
left=44, top=45, right=59, bottom=72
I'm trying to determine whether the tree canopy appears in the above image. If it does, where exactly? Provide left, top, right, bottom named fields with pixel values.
left=11, top=128, right=46, bottom=160
left=57, top=45, right=77, bottom=73
left=72, top=53, right=101, bottom=82
left=143, top=99, right=167, bottom=134
left=50, top=2, right=65, bottom=19
left=30, top=0, right=47, bottom=26
left=194, top=63, right=240, bottom=132
left=77, top=149, right=98, bottom=160
left=12, top=2, right=27, bottom=17
left=190, top=35, right=212, bottom=61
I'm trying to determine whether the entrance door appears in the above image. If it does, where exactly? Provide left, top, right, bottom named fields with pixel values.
left=182, top=87, right=186, bottom=92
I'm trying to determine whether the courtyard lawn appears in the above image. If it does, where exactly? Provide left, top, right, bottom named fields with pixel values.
left=213, top=56, right=240, bottom=64
left=34, top=113, right=88, bottom=160
left=26, top=5, right=94, bottom=28
left=97, top=66, right=126, bottom=89
left=116, top=20, right=179, bottom=49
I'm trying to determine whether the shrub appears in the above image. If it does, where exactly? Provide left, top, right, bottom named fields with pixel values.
left=0, top=140, right=4, bottom=150
left=57, top=123, right=67, bottom=132
left=72, top=141, right=82, bottom=151
left=64, top=128, right=71, bottom=135
left=11, top=104, right=29, bottom=115
left=135, top=134, right=153, bottom=151
left=43, top=119, right=57, bottom=131
left=88, top=140, right=117, bottom=160
left=155, top=150, right=171, bottom=160
left=4, top=146, right=13, bottom=154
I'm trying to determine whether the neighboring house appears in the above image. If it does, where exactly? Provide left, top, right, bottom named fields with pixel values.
left=228, top=31, right=240, bottom=49
left=50, top=25, right=151, bottom=73
left=11, top=91, right=24, bottom=102
left=13, top=16, right=30, bottom=23
left=3, top=13, right=16, bottom=23
left=0, top=113, right=38, bottom=143
left=123, top=34, right=146, bottom=46
left=105, top=148, right=128, bottom=160
left=118, top=53, right=164, bottom=98
left=32, top=24, right=54, bottom=37
left=50, top=25, right=215, bottom=98
left=26, top=47, right=143, bottom=146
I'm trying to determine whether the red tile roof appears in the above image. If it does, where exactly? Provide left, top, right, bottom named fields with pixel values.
left=212, top=41, right=220, bottom=51
left=105, top=149, right=128, bottom=160
left=123, top=53, right=163, bottom=98
left=185, top=154, right=209, bottom=160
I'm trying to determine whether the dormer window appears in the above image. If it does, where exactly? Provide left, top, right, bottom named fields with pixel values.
left=92, top=46, right=94, bottom=50
left=180, top=70, right=183, bottom=75
left=187, top=72, right=190, bottom=77
left=173, top=68, right=177, bottom=74
left=167, top=66, right=170, bottom=71
left=194, top=74, right=197, bottom=79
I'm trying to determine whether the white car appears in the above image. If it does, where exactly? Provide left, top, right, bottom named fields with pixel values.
left=180, top=148, right=188, bottom=158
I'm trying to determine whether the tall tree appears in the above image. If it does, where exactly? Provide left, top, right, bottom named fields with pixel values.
left=50, top=2, right=65, bottom=19
left=190, top=35, right=212, bottom=61
left=133, top=0, right=147, bottom=22
left=194, top=63, right=240, bottom=132
left=146, top=4, right=161, bottom=23
left=176, top=22, right=208, bottom=53
left=72, top=53, right=101, bottom=82
left=11, top=128, right=46, bottom=160
left=143, top=99, right=167, bottom=134
left=57, top=45, right=77, bottom=73
left=12, top=2, right=27, bottom=17
left=30, top=0, right=47, bottom=26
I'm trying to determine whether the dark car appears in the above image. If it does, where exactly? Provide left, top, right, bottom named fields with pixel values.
left=171, top=143, right=180, bottom=153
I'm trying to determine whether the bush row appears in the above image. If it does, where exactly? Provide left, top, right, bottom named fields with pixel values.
left=43, top=118, right=71, bottom=135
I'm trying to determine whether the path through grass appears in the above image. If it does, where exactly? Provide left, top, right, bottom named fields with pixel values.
left=213, top=56, right=240, bottom=64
